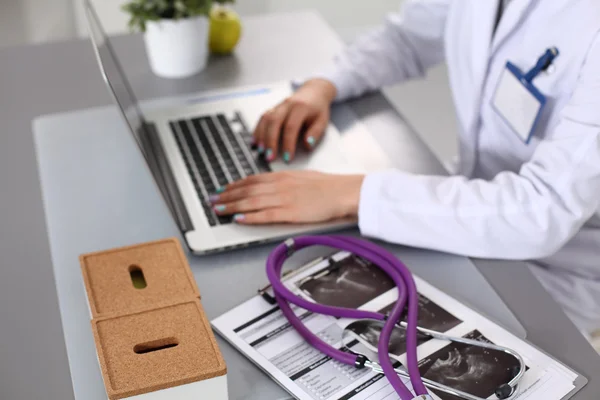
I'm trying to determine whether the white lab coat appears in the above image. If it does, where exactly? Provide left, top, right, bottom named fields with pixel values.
left=317, top=0, right=600, bottom=333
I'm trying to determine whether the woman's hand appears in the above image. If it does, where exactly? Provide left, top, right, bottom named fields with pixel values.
left=254, top=79, right=337, bottom=163
left=210, top=171, right=365, bottom=225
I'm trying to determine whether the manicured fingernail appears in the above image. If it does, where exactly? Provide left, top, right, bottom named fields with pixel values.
left=214, top=205, right=226, bottom=212
left=216, top=187, right=225, bottom=194
left=307, top=136, right=315, bottom=147
left=283, top=152, right=291, bottom=163
left=209, top=195, right=220, bottom=203
left=233, top=214, right=245, bottom=222
left=266, top=149, right=274, bottom=161
left=257, top=144, right=265, bottom=154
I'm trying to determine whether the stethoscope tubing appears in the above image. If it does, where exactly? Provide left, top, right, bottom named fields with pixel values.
left=348, top=321, right=526, bottom=400
left=405, top=322, right=526, bottom=394
left=266, top=235, right=524, bottom=400
left=267, top=235, right=428, bottom=399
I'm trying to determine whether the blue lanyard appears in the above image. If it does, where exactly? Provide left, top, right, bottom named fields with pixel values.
left=524, top=47, right=560, bottom=83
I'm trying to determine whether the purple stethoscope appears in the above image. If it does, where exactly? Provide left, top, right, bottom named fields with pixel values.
left=265, top=236, right=526, bottom=400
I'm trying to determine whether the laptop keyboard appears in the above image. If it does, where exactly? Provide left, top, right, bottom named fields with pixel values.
left=170, top=112, right=270, bottom=227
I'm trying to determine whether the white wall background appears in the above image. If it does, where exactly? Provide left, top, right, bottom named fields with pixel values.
left=0, top=0, right=76, bottom=46
left=0, top=1, right=402, bottom=48
left=72, top=0, right=403, bottom=41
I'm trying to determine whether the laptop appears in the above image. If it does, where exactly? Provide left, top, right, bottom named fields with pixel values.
left=84, top=1, right=375, bottom=254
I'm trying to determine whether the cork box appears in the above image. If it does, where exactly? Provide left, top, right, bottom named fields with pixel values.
left=80, top=238, right=228, bottom=400
left=80, top=238, right=200, bottom=319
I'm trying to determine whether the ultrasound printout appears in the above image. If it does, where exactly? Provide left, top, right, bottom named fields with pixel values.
left=213, top=251, right=581, bottom=400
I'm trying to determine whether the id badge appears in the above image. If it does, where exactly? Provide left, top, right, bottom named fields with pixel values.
left=492, top=62, right=546, bottom=144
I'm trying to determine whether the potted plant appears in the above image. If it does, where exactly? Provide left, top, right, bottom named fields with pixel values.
left=123, top=0, right=236, bottom=79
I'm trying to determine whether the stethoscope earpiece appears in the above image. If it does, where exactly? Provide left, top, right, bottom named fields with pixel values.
left=495, top=383, right=515, bottom=399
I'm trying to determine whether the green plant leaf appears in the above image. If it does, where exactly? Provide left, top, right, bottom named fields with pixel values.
left=122, top=0, right=215, bottom=31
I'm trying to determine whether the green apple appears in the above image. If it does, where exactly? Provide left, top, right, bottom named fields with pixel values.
left=209, top=6, right=242, bottom=54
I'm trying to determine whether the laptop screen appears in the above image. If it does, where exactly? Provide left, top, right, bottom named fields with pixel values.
left=84, top=1, right=148, bottom=158
left=83, top=1, right=191, bottom=232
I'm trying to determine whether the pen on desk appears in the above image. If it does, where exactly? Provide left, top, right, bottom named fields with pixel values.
left=186, top=87, right=271, bottom=104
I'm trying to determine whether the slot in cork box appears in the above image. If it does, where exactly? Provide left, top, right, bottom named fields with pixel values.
left=80, top=238, right=228, bottom=399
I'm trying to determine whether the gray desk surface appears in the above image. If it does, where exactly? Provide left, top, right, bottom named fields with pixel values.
left=1, top=10, right=598, bottom=400
left=35, top=98, right=527, bottom=399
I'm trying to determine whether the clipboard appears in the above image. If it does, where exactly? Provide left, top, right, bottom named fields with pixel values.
left=212, top=251, right=588, bottom=400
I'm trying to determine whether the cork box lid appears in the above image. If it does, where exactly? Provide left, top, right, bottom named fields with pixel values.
left=92, top=300, right=227, bottom=399
left=80, top=238, right=200, bottom=317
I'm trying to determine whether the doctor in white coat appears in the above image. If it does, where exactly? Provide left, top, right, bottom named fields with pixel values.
left=211, top=0, right=600, bottom=336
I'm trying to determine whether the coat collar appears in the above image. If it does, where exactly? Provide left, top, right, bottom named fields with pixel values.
left=458, top=0, right=537, bottom=176
left=469, top=0, right=538, bottom=64
left=491, top=0, right=539, bottom=55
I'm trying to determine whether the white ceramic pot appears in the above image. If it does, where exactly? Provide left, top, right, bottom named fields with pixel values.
left=144, top=16, right=209, bottom=79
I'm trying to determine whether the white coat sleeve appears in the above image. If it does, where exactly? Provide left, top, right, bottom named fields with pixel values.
left=358, top=34, right=600, bottom=260
left=313, top=0, right=451, bottom=102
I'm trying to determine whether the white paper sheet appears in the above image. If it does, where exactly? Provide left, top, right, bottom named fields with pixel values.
left=212, top=252, right=581, bottom=400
